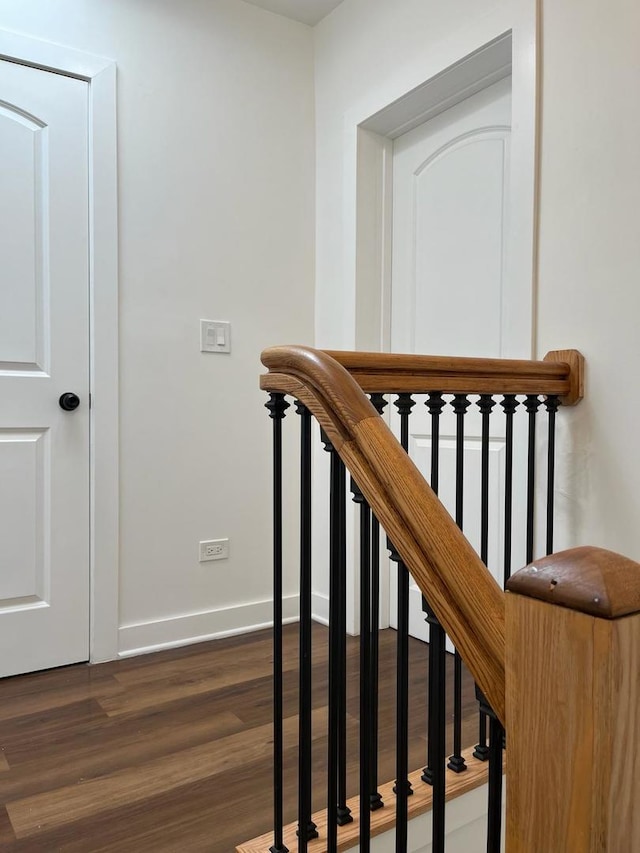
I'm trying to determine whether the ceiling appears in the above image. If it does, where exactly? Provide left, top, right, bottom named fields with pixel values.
left=241, top=0, right=344, bottom=26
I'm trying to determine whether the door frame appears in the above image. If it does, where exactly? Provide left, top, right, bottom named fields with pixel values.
left=350, top=17, right=538, bottom=357
left=339, top=4, right=539, bottom=632
left=0, top=29, right=119, bottom=662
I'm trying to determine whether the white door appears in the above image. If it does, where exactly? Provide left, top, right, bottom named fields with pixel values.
left=0, top=59, right=90, bottom=676
left=390, top=77, right=524, bottom=640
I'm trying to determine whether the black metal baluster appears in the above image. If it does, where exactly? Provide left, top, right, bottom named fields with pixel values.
left=474, top=394, right=495, bottom=764
left=524, top=395, right=541, bottom=565
left=422, top=391, right=447, bottom=853
left=421, top=392, right=447, bottom=804
left=336, top=449, right=352, bottom=828
left=368, top=394, right=387, bottom=812
left=266, top=393, right=290, bottom=853
left=486, top=714, right=505, bottom=853
left=427, top=392, right=445, bottom=498
left=477, top=394, right=495, bottom=566
left=545, top=396, right=560, bottom=556
left=476, top=688, right=504, bottom=853
left=421, top=399, right=447, bottom=853
left=422, top=600, right=446, bottom=853
left=393, top=393, right=415, bottom=853
left=352, top=478, right=372, bottom=852
left=295, top=402, right=317, bottom=849
left=322, top=430, right=340, bottom=853
left=448, top=394, right=470, bottom=774
left=500, top=396, right=519, bottom=583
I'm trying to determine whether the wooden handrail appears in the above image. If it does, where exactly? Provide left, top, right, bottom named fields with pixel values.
left=261, top=345, right=584, bottom=727
left=325, top=348, right=584, bottom=405
left=261, top=345, right=507, bottom=722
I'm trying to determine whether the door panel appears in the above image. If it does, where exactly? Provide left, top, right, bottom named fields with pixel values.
left=0, top=430, right=47, bottom=602
left=0, top=59, right=89, bottom=676
left=0, top=102, right=48, bottom=369
left=412, top=133, right=508, bottom=357
left=392, top=77, right=511, bottom=359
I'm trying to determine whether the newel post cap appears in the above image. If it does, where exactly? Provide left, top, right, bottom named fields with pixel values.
left=506, top=546, right=640, bottom=619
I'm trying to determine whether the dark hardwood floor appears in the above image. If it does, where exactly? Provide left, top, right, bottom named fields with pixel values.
left=0, top=624, right=477, bottom=852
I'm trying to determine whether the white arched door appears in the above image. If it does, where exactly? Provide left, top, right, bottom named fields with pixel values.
left=390, top=77, right=524, bottom=639
left=0, top=59, right=90, bottom=675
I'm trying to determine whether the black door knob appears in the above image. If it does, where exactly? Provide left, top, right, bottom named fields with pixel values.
left=59, top=392, right=81, bottom=411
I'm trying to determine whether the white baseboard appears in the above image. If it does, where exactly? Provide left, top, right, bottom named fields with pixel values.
left=118, top=594, right=300, bottom=658
left=312, top=591, right=330, bottom=626
left=345, top=784, right=504, bottom=853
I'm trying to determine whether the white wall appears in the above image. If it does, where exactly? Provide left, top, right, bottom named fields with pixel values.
left=0, top=0, right=315, bottom=655
left=313, top=0, right=516, bottom=349
left=312, top=0, right=519, bottom=626
left=313, top=0, right=640, bottom=599
left=536, top=0, right=640, bottom=559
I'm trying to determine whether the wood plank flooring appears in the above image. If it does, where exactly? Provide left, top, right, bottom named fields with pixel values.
left=0, top=624, right=478, bottom=851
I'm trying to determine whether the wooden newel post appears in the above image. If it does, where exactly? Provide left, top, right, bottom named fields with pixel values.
left=505, top=546, right=640, bottom=851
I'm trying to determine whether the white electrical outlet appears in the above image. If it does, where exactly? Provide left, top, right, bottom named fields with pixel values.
left=199, top=539, right=230, bottom=562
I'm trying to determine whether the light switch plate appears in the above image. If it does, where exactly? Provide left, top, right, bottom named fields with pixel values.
left=201, top=320, right=231, bottom=353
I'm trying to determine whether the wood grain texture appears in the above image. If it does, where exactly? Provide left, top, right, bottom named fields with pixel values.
left=544, top=348, right=585, bottom=405
left=505, top=593, right=640, bottom=851
left=0, top=623, right=480, bottom=851
left=237, top=747, right=491, bottom=853
left=261, top=346, right=377, bottom=433
left=325, top=349, right=575, bottom=395
left=260, top=347, right=585, bottom=437
left=260, top=373, right=352, bottom=450
left=7, top=710, right=329, bottom=838
left=507, top=546, right=640, bottom=618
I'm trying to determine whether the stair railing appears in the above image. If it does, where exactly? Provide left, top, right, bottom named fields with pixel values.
left=239, top=345, right=640, bottom=852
